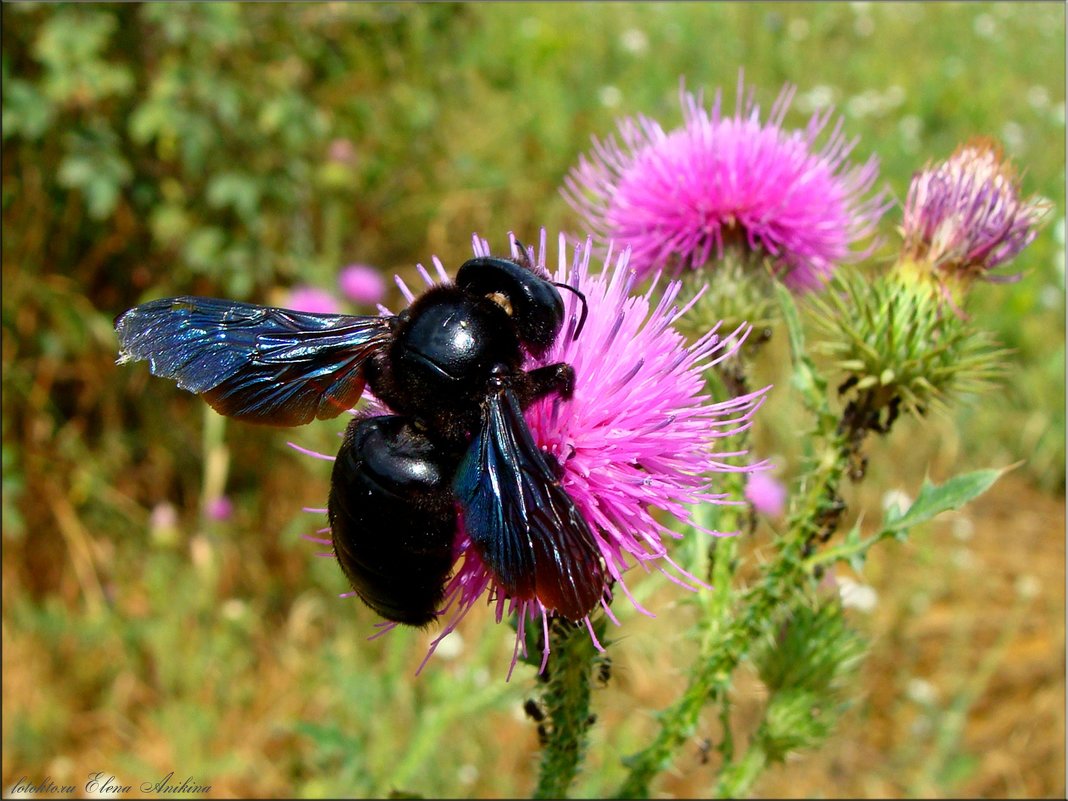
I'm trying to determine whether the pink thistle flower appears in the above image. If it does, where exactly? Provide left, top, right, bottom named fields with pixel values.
left=283, top=285, right=342, bottom=315
left=204, top=495, right=234, bottom=522
left=350, top=231, right=769, bottom=676
left=293, top=232, right=769, bottom=676
left=563, top=76, right=888, bottom=291
left=327, top=137, right=356, bottom=166
left=338, top=263, right=387, bottom=306
left=901, top=139, right=1052, bottom=287
left=744, top=471, right=787, bottom=518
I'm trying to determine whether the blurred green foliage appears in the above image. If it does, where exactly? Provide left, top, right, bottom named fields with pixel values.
left=1, top=2, right=1064, bottom=798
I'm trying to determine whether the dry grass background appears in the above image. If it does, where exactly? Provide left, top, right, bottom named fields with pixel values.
left=1, top=403, right=1064, bottom=800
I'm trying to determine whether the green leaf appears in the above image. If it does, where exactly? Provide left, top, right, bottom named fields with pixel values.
left=1, top=74, right=55, bottom=141
left=56, top=153, right=125, bottom=220
left=843, top=521, right=866, bottom=574
left=885, top=467, right=1010, bottom=533
left=293, top=721, right=354, bottom=755
left=206, top=172, right=262, bottom=221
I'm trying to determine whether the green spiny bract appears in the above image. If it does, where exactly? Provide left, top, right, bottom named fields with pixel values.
left=752, top=597, right=866, bottom=763
left=807, top=266, right=1007, bottom=423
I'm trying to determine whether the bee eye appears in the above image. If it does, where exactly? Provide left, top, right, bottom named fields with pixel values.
left=456, top=257, right=563, bottom=355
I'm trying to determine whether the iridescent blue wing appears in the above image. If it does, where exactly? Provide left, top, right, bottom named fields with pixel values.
left=115, top=296, right=395, bottom=426
left=453, top=387, right=604, bottom=621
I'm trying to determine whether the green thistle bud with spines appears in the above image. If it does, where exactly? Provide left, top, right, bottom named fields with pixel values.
left=753, top=598, right=866, bottom=763
left=675, top=248, right=779, bottom=347
left=807, top=266, right=1008, bottom=421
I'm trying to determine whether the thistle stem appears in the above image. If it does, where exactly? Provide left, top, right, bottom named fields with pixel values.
left=619, top=360, right=863, bottom=797
left=533, top=621, right=600, bottom=799
left=617, top=486, right=793, bottom=798
left=713, top=737, right=768, bottom=799
left=201, top=406, right=230, bottom=518
left=616, top=545, right=798, bottom=798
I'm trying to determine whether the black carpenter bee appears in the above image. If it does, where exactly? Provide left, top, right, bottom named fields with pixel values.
left=115, top=252, right=606, bottom=627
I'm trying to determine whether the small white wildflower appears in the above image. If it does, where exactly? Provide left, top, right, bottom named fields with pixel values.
left=794, top=84, right=836, bottom=114
left=882, top=488, right=912, bottom=516
left=1014, top=574, right=1041, bottom=601
left=951, top=514, right=974, bottom=542
left=836, top=576, right=879, bottom=613
left=457, top=764, right=479, bottom=786
left=905, top=677, right=939, bottom=705
left=1027, top=85, right=1050, bottom=110
left=1050, top=102, right=1065, bottom=127
left=433, top=629, right=465, bottom=660
left=950, top=547, right=977, bottom=571
left=898, top=114, right=923, bottom=152
left=1000, top=121, right=1025, bottom=155
left=787, top=17, right=809, bottom=40
left=620, top=28, right=649, bottom=54
left=519, top=17, right=540, bottom=38
left=599, top=85, right=623, bottom=108
left=853, top=13, right=875, bottom=37
left=221, top=598, right=248, bottom=622
left=973, top=13, right=997, bottom=39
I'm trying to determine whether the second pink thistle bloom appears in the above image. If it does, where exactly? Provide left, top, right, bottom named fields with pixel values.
left=564, top=78, right=888, bottom=290
left=338, top=263, right=387, bottom=306
left=282, top=285, right=342, bottom=315
left=745, top=471, right=788, bottom=519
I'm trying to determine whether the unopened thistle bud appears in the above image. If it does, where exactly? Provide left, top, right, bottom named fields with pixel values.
left=753, top=600, right=865, bottom=762
left=808, top=268, right=1007, bottom=422
left=897, top=138, right=1052, bottom=306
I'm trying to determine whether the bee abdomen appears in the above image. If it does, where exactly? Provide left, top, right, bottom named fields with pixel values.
left=328, top=415, right=460, bottom=626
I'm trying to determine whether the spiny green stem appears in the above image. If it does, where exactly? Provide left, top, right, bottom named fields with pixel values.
left=616, top=547, right=801, bottom=798
left=619, top=286, right=896, bottom=797
left=618, top=420, right=853, bottom=798
left=805, top=537, right=880, bottom=569
left=713, top=736, right=769, bottom=799
left=617, top=497, right=804, bottom=798
left=533, top=621, right=600, bottom=799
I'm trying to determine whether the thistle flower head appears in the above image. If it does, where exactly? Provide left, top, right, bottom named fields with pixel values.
left=900, top=139, right=1052, bottom=297
left=563, top=76, right=888, bottom=291
left=338, top=263, right=387, bottom=306
left=298, top=231, right=769, bottom=676
left=282, top=285, right=342, bottom=315
left=425, top=231, right=769, bottom=675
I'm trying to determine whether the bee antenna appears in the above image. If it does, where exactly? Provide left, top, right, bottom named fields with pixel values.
left=553, top=282, right=589, bottom=341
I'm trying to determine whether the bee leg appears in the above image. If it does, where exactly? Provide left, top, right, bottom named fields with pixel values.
left=517, top=362, right=576, bottom=405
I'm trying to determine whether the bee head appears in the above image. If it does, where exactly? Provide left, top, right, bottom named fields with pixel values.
left=455, top=256, right=564, bottom=356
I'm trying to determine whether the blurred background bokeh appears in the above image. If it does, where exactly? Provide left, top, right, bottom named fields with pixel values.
left=2, top=2, right=1064, bottom=798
